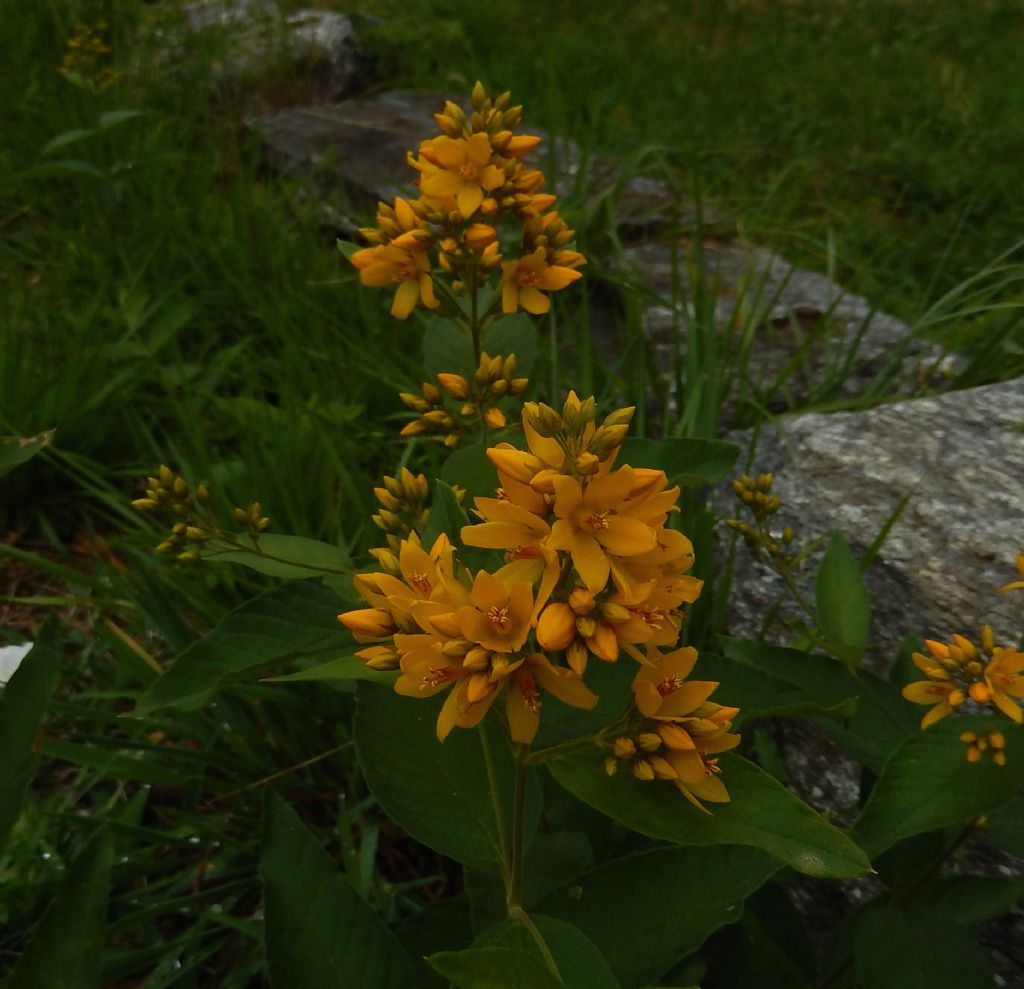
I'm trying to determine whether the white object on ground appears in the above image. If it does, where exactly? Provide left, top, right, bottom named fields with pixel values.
left=0, top=642, right=33, bottom=687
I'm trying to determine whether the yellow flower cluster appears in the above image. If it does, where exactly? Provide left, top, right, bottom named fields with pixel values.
left=604, top=648, right=740, bottom=812
left=902, top=627, right=1024, bottom=729
left=350, top=82, right=585, bottom=319
left=370, top=468, right=432, bottom=555
left=960, top=728, right=1006, bottom=766
left=132, top=465, right=269, bottom=564
left=339, top=393, right=739, bottom=809
left=59, top=22, right=117, bottom=89
left=399, top=352, right=527, bottom=446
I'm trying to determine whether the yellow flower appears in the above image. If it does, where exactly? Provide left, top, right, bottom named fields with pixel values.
left=984, top=646, right=1024, bottom=723
left=501, top=246, right=583, bottom=315
left=454, top=570, right=534, bottom=653
left=548, top=467, right=658, bottom=593
left=506, top=653, right=598, bottom=743
left=901, top=680, right=965, bottom=728
left=350, top=244, right=439, bottom=319
left=416, top=133, right=506, bottom=218
left=999, top=552, right=1024, bottom=593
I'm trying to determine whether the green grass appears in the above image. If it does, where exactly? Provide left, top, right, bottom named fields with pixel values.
left=2, top=2, right=1024, bottom=984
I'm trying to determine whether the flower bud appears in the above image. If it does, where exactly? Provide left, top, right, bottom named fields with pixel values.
left=437, top=373, right=471, bottom=399
left=613, top=736, right=636, bottom=759
left=636, top=732, right=662, bottom=753
left=631, top=759, right=655, bottom=781
left=422, top=382, right=441, bottom=404
left=604, top=756, right=619, bottom=776
left=568, top=588, right=595, bottom=615
left=537, top=603, right=576, bottom=651
left=484, top=407, right=507, bottom=429
left=574, top=452, right=600, bottom=476
left=339, top=608, right=397, bottom=640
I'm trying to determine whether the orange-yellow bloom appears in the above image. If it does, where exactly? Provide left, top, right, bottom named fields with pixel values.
left=501, top=246, right=583, bottom=315
left=350, top=244, right=439, bottom=319
left=984, top=647, right=1024, bottom=723
left=549, top=467, right=658, bottom=593
left=417, top=133, right=505, bottom=218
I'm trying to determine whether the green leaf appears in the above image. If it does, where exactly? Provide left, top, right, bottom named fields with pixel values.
left=815, top=532, right=871, bottom=665
left=847, top=902, right=993, bottom=989
left=98, top=109, right=144, bottom=130
left=0, top=622, right=61, bottom=852
left=536, top=845, right=778, bottom=986
left=468, top=915, right=621, bottom=989
left=396, top=896, right=475, bottom=989
left=466, top=831, right=594, bottom=934
left=135, top=580, right=350, bottom=713
left=264, top=652, right=397, bottom=684
left=849, top=716, right=1024, bottom=859
left=909, top=875, right=1024, bottom=927
left=548, top=751, right=870, bottom=878
left=421, top=479, right=471, bottom=549
left=40, top=128, right=97, bottom=156
left=706, top=909, right=812, bottom=989
left=619, top=436, right=740, bottom=486
left=482, top=313, right=537, bottom=376
left=261, top=791, right=418, bottom=989
left=696, top=650, right=857, bottom=725
left=2, top=828, right=113, bottom=989
left=986, top=794, right=1024, bottom=857
left=423, top=316, right=474, bottom=378
left=354, top=684, right=541, bottom=869
left=0, top=429, right=55, bottom=478
left=442, top=441, right=500, bottom=500
left=810, top=670, right=918, bottom=773
left=204, top=533, right=352, bottom=578
left=429, top=947, right=561, bottom=989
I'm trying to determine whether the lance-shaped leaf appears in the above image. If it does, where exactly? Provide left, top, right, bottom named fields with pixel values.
left=4, top=828, right=113, bottom=989
left=536, top=845, right=778, bottom=986
left=815, top=531, right=871, bottom=666
left=204, top=533, right=351, bottom=579
left=847, top=902, right=993, bottom=989
left=849, top=716, right=1024, bottom=859
left=0, top=429, right=55, bottom=478
left=431, top=915, right=620, bottom=989
left=0, top=622, right=61, bottom=853
left=619, top=436, right=740, bottom=487
left=549, top=751, right=869, bottom=878
left=135, top=580, right=350, bottom=713
left=354, top=683, right=541, bottom=870
left=262, top=792, right=418, bottom=989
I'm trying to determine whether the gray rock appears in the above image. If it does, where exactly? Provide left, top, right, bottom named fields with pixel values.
left=620, top=237, right=958, bottom=414
left=721, top=376, right=1024, bottom=662
left=177, top=1, right=364, bottom=103
left=244, top=90, right=728, bottom=237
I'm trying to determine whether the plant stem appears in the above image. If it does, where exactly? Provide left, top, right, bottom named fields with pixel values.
left=524, top=733, right=600, bottom=766
left=478, top=726, right=511, bottom=890
left=507, top=743, right=529, bottom=913
left=469, top=256, right=482, bottom=368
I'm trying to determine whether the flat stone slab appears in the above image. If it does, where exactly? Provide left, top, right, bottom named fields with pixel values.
left=621, top=237, right=955, bottom=413
left=722, top=376, right=1024, bottom=660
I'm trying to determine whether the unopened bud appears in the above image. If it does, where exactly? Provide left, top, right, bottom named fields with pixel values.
left=399, top=392, right=430, bottom=412
left=631, top=759, right=655, bottom=781
left=613, top=737, right=636, bottom=759
left=173, top=477, right=189, bottom=498
left=422, top=382, right=441, bottom=404
left=574, top=452, right=600, bottom=476
left=177, top=551, right=199, bottom=564
left=568, top=587, right=595, bottom=615
left=400, top=420, right=429, bottom=437
left=484, top=407, right=506, bottom=429
left=132, top=498, right=159, bottom=512
left=437, top=373, right=471, bottom=400
left=636, top=732, right=662, bottom=753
